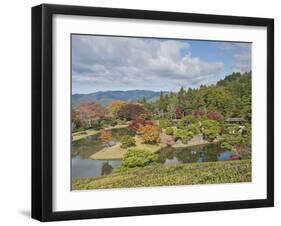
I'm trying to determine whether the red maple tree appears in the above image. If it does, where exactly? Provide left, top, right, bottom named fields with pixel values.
left=207, top=111, right=222, bottom=121
left=128, top=116, right=153, bottom=133
left=76, top=101, right=107, bottom=127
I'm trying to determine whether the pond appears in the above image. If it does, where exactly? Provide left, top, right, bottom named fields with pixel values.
left=72, top=156, right=121, bottom=179
left=157, top=143, right=250, bottom=166
left=71, top=127, right=134, bottom=158
left=72, top=132, right=251, bottom=180
left=71, top=128, right=251, bottom=179
left=71, top=127, right=132, bottom=179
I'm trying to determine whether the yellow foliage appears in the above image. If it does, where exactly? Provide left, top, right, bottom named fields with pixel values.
left=140, top=124, right=160, bottom=144
left=108, top=101, right=125, bottom=116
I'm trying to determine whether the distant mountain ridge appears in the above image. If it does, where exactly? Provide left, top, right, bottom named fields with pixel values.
left=72, top=90, right=166, bottom=106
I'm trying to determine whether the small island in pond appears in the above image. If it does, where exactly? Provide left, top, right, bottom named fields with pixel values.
left=71, top=35, right=252, bottom=190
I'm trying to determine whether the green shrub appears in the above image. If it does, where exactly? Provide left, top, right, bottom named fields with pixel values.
left=177, top=115, right=198, bottom=129
left=121, top=148, right=156, bottom=168
left=165, top=127, right=174, bottom=135
left=159, top=119, right=172, bottom=129
left=221, top=133, right=248, bottom=149
left=175, top=129, right=193, bottom=144
left=201, top=119, right=220, bottom=141
left=187, top=123, right=200, bottom=135
left=120, top=135, right=136, bottom=149
left=203, top=128, right=219, bottom=141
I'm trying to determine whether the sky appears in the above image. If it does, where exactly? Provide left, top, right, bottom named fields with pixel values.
left=72, top=35, right=251, bottom=94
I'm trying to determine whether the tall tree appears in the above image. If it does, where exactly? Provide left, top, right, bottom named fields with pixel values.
left=76, top=101, right=107, bottom=128
left=177, top=87, right=186, bottom=111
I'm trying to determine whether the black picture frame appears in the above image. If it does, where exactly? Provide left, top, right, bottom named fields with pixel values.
left=32, top=3, right=274, bottom=222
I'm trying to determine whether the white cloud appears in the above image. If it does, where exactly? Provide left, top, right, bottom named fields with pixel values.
left=233, top=47, right=251, bottom=73
left=218, top=42, right=251, bottom=73
left=72, top=35, right=224, bottom=93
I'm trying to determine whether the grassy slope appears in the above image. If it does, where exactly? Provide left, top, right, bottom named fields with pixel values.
left=72, top=160, right=251, bottom=190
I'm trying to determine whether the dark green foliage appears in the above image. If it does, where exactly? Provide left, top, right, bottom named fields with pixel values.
left=158, top=91, right=169, bottom=112
left=217, top=72, right=251, bottom=119
left=221, top=123, right=251, bottom=149
left=120, top=135, right=136, bottom=149
left=242, top=123, right=252, bottom=145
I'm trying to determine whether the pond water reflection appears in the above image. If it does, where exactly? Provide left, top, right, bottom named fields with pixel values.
left=72, top=155, right=121, bottom=179
left=157, top=143, right=249, bottom=166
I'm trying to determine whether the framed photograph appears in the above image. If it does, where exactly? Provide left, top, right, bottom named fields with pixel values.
left=32, top=4, right=274, bottom=221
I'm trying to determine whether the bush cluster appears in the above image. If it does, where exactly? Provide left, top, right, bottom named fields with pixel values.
left=201, top=119, right=220, bottom=142
left=177, top=115, right=198, bottom=129
left=121, top=148, right=156, bottom=168
left=159, top=119, right=172, bottom=129
left=120, top=135, right=136, bottom=149
left=175, top=129, right=193, bottom=144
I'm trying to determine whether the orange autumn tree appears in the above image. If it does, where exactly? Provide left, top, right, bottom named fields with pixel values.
left=100, top=129, right=112, bottom=144
left=140, top=124, right=160, bottom=144
left=128, top=116, right=153, bottom=134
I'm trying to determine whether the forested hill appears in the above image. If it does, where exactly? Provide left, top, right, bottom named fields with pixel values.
left=149, top=71, right=251, bottom=121
left=72, top=90, right=166, bottom=106
left=217, top=72, right=251, bottom=99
